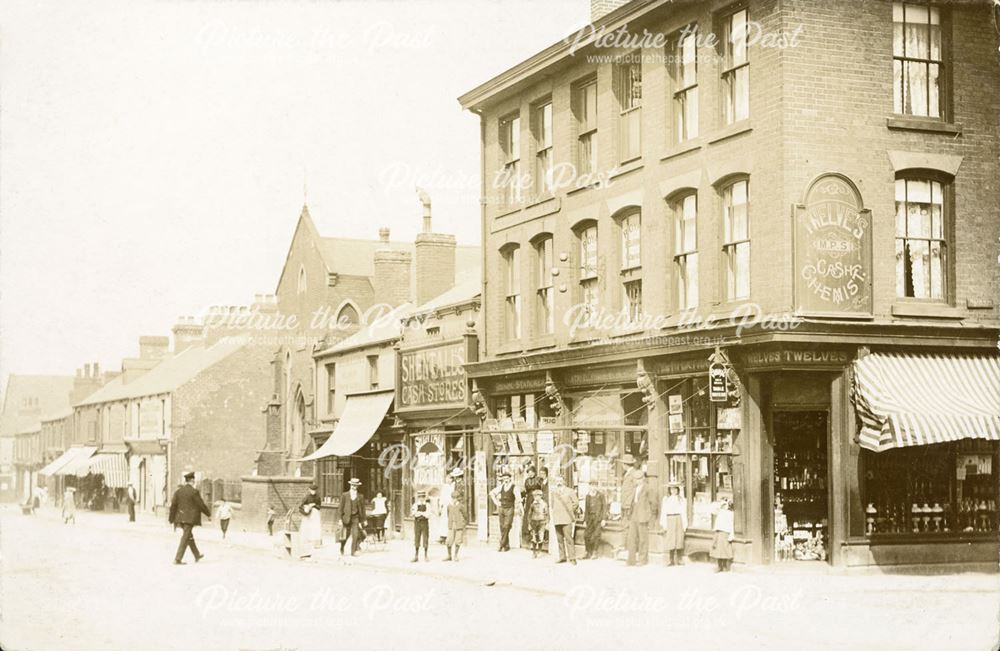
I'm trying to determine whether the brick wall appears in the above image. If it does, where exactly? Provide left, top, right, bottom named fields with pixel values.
left=240, top=475, right=313, bottom=533
left=373, top=250, right=413, bottom=308
left=415, top=233, right=457, bottom=306
left=170, top=344, right=271, bottom=484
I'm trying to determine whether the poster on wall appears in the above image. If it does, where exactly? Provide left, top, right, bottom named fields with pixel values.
left=793, top=173, right=873, bottom=315
left=668, top=394, right=683, bottom=414
left=669, top=413, right=684, bottom=433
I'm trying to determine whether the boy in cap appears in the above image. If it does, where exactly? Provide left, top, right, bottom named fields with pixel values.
left=411, top=490, right=431, bottom=562
left=527, top=489, right=549, bottom=558
left=444, top=487, right=468, bottom=562
left=489, top=470, right=519, bottom=552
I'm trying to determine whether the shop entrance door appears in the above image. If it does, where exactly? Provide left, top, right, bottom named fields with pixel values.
left=772, top=410, right=830, bottom=563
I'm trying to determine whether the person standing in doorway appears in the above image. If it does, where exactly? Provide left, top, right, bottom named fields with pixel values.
left=125, top=484, right=138, bottom=523
left=659, top=482, right=688, bottom=566
left=583, top=484, right=607, bottom=559
left=411, top=491, right=430, bottom=562
left=339, top=478, right=367, bottom=557
left=620, top=455, right=644, bottom=522
left=489, top=471, right=518, bottom=552
left=444, top=486, right=468, bottom=562
left=625, top=472, right=657, bottom=566
left=217, top=500, right=233, bottom=540
left=549, top=476, right=578, bottom=565
left=169, top=472, right=211, bottom=565
left=520, top=465, right=541, bottom=548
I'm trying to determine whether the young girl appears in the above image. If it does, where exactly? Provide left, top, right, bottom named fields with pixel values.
left=371, top=491, right=388, bottom=542
left=217, top=500, right=233, bottom=539
left=710, top=497, right=735, bottom=572
left=659, top=482, right=687, bottom=566
left=528, top=489, right=549, bottom=558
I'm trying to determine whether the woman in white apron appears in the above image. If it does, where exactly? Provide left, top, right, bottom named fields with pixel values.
left=299, top=484, right=323, bottom=557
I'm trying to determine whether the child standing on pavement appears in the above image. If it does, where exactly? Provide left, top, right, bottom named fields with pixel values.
left=266, top=506, right=276, bottom=536
left=528, top=489, right=549, bottom=558
left=411, top=491, right=430, bottom=562
left=217, top=500, right=233, bottom=539
left=710, top=497, right=735, bottom=572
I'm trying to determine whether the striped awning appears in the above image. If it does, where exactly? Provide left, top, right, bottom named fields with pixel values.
left=46, top=446, right=98, bottom=476
left=853, top=353, right=1000, bottom=452
left=74, top=453, right=129, bottom=488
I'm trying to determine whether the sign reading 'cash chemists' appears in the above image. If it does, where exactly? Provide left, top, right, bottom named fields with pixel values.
left=793, top=174, right=872, bottom=315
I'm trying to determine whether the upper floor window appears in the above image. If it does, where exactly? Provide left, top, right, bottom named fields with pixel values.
left=367, top=355, right=379, bottom=390
left=673, top=193, right=699, bottom=310
left=721, top=7, right=749, bottom=125
left=577, top=223, right=599, bottom=319
left=673, top=26, right=699, bottom=142
left=533, top=101, right=553, bottom=197
left=895, top=177, right=947, bottom=300
left=500, top=114, right=522, bottom=208
left=616, top=57, right=642, bottom=162
left=574, top=77, right=599, bottom=177
left=893, top=3, right=942, bottom=118
left=297, top=265, right=307, bottom=294
left=620, top=211, right=642, bottom=271
left=534, top=236, right=555, bottom=335
left=326, top=363, right=336, bottom=414
left=503, top=245, right=522, bottom=340
left=722, top=180, right=750, bottom=300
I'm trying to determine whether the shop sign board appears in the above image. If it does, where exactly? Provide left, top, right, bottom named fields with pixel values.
left=741, top=348, right=851, bottom=368
left=793, top=174, right=873, bottom=315
left=708, top=363, right=729, bottom=403
left=398, top=342, right=467, bottom=409
left=138, top=399, right=163, bottom=438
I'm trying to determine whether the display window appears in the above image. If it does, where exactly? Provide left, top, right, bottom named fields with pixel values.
left=862, top=439, right=998, bottom=536
left=569, top=428, right=647, bottom=522
left=664, top=379, right=738, bottom=531
left=408, top=428, right=477, bottom=524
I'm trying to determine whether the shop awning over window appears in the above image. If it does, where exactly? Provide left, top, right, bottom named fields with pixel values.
left=853, top=353, right=1000, bottom=452
left=301, top=391, right=395, bottom=461
left=74, top=453, right=129, bottom=487
left=41, top=446, right=97, bottom=477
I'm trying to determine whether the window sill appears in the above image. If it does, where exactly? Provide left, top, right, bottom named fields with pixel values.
left=496, top=204, right=523, bottom=219
left=568, top=329, right=604, bottom=345
left=525, top=194, right=556, bottom=211
left=863, top=532, right=998, bottom=545
left=660, top=141, right=702, bottom=162
left=525, top=336, right=556, bottom=352
left=886, top=116, right=962, bottom=135
left=494, top=341, right=525, bottom=356
left=610, top=159, right=643, bottom=180
left=708, top=122, right=752, bottom=145
left=891, top=302, right=964, bottom=319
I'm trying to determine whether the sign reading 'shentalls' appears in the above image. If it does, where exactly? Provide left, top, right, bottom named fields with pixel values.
left=794, top=174, right=872, bottom=315
left=398, top=342, right=467, bottom=409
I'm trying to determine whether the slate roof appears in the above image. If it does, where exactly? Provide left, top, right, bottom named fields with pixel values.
left=0, top=375, right=75, bottom=438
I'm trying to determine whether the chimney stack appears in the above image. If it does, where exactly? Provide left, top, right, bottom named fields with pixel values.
left=379, top=227, right=390, bottom=243
left=373, top=249, right=412, bottom=308
left=72, top=361, right=106, bottom=403
left=591, top=0, right=630, bottom=22
left=139, top=336, right=170, bottom=360
left=416, top=187, right=432, bottom=234
left=93, top=362, right=99, bottom=377
left=84, top=363, right=91, bottom=378
left=172, top=316, right=206, bottom=352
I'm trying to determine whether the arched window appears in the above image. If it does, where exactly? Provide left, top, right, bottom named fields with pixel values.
left=670, top=192, right=698, bottom=310
left=336, top=303, right=360, bottom=326
left=501, top=244, right=521, bottom=340
left=721, top=179, right=749, bottom=300
left=532, top=234, right=554, bottom=335
left=297, top=265, right=307, bottom=294
left=895, top=175, right=949, bottom=300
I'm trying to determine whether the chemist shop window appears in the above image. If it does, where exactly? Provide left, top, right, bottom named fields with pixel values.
left=862, top=440, right=998, bottom=537
left=663, top=379, right=739, bottom=530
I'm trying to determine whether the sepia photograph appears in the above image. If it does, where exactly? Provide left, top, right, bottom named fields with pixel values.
left=1, top=0, right=999, bottom=649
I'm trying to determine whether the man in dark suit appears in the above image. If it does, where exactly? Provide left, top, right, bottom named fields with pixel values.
left=339, top=478, right=367, bottom=556
left=169, top=472, right=211, bottom=565
left=126, top=484, right=138, bottom=523
left=625, top=472, right=658, bottom=566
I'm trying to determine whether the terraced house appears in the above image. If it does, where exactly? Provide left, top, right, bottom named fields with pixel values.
left=459, top=0, right=1000, bottom=569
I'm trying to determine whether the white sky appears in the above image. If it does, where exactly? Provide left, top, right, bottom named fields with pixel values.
left=0, top=0, right=589, bottom=382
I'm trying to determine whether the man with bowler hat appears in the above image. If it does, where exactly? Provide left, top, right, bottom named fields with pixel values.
left=169, top=471, right=211, bottom=565
left=339, top=478, right=367, bottom=556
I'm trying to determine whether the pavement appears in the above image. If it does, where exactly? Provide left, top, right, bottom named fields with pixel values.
left=3, top=505, right=1000, bottom=651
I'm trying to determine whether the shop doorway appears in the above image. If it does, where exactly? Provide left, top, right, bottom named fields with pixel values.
left=772, top=410, right=830, bottom=563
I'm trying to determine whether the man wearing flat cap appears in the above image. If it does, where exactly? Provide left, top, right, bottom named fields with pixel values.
left=169, top=471, right=211, bottom=565
left=339, top=478, right=367, bottom=557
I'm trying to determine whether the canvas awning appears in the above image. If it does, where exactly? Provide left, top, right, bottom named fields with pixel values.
left=301, top=391, right=395, bottom=461
left=74, top=453, right=129, bottom=487
left=47, top=446, right=98, bottom=476
left=853, top=353, right=1000, bottom=452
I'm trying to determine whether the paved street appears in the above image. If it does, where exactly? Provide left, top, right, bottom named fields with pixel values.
left=1, top=507, right=999, bottom=651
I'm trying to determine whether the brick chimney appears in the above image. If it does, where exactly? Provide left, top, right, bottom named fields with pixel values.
left=71, top=362, right=105, bottom=403
left=591, top=0, right=630, bottom=22
left=139, top=336, right=170, bottom=360
left=172, top=316, right=205, bottom=353
left=372, top=227, right=412, bottom=307
left=414, top=190, right=456, bottom=306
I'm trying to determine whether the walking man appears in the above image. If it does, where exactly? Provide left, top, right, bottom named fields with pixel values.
left=126, top=484, right=137, bottom=523
left=625, top=472, right=657, bottom=566
left=583, top=484, right=607, bottom=559
left=169, top=472, right=211, bottom=565
left=489, top=470, right=518, bottom=551
left=550, top=475, right=578, bottom=565
left=339, top=478, right=367, bottom=557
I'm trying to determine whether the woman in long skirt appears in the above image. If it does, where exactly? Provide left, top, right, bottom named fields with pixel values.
left=659, top=482, right=687, bottom=566
left=299, top=484, right=323, bottom=557
left=62, top=486, right=77, bottom=524
left=710, top=497, right=735, bottom=572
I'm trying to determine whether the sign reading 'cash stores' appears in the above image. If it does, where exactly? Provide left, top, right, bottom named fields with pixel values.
left=399, top=342, right=467, bottom=408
